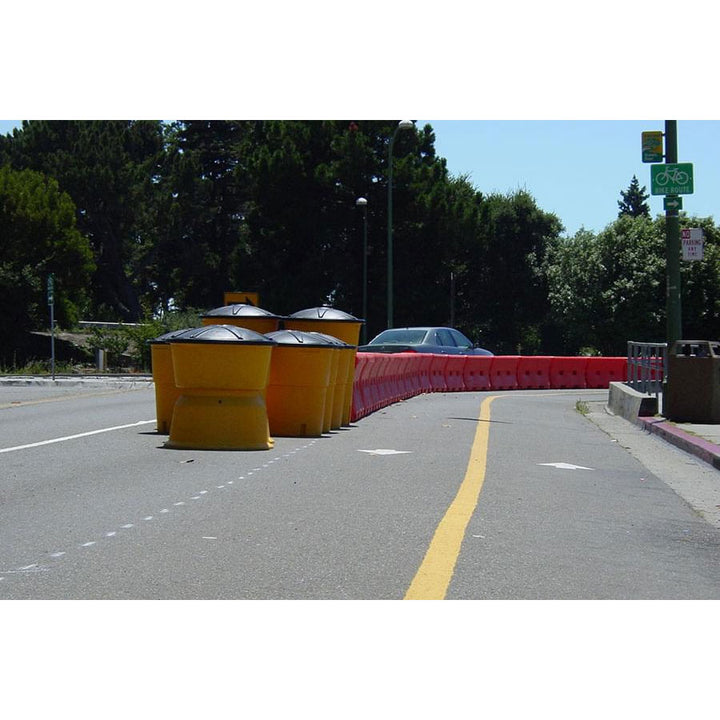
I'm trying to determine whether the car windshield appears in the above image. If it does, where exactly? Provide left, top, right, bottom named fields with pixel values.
left=370, top=329, right=428, bottom=345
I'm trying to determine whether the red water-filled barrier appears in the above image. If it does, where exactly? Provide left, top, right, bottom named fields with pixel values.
left=517, top=356, right=552, bottom=389
left=490, top=356, right=520, bottom=390
left=463, top=355, right=493, bottom=390
left=444, top=356, right=467, bottom=391
left=550, top=356, right=588, bottom=389
left=429, top=355, right=450, bottom=392
left=351, top=352, right=627, bottom=422
left=585, top=357, right=627, bottom=388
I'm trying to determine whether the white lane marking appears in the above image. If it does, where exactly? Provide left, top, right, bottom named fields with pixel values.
left=3, top=439, right=320, bottom=582
left=538, top=462, right=594, bottom=470
left=0, top=420, right=155, bottom=454
left=357, top=448, right=412, bottom=456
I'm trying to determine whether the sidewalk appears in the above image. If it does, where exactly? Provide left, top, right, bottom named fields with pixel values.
left=636, top=415, right=720, bottom=470
left=606, top=381, right=720, bottom=470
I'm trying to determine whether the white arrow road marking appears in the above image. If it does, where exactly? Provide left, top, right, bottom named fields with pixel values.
left=358, top=449, right=413, bottom=456
left=538, top=462, right=593, bottom=470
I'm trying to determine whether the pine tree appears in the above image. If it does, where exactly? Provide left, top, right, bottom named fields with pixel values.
left=618, top=175, right=650, bottom=218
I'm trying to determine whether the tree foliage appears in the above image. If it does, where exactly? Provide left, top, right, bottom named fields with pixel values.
left=3, top=120, right=720, bottom=360
left=545, top=214, right=720, bottom=354
left=0, top=165, right=94, bottom=353
left=618, top=175, right=650, bottom=218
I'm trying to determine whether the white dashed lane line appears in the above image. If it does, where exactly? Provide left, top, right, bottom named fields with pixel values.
left=1, top=439, right=319, bottom=584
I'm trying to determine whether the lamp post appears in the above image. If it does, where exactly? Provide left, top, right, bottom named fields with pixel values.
left=356, top=196, right=368, bottom=344
left=387, top=119, right=414, bottom=329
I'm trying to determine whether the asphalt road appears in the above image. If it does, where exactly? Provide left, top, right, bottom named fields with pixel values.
left=2, top=383, right=719, bottom=599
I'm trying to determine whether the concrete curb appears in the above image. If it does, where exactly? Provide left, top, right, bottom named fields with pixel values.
left=0, top=375, right=153, bottom=389
left=635, top=416, right=720, bottom=470
left=604, top=381, right=720, bottom=471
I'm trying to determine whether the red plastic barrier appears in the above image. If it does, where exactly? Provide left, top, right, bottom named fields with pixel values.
left=490, top=356, right=520, bottom=390
left=375, top=354, right=395, bottom=408
left=352, top=353, right=627, bottom=421
left=351, top=353, right=369, bottom=420
left=444, top=356, right=467, bottom=391
left=402, top=353, right=423, bottom=398
left=429, top=354, right=450, bottom=391
left=517, top=356, right=552, bottom=389
left=549, top=357, right=588, bottom=389
left=364, top=353, right=384, bottom=412
left=463, top=355, right=493, bottom=391
left=585, top=357, right=627, bottom=388
left=417, top=354, right=433, bottom=392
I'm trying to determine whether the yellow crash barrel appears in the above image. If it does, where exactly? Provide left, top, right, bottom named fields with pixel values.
left=166, top=324, right=277, bottom=451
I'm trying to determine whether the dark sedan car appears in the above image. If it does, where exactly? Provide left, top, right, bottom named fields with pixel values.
left=357, top=327, right=493, bottom=355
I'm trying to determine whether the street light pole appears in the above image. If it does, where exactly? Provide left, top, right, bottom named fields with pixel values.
left=387, top=120, right=414, bottom=329
left=356, top=196, right=368, bottom=344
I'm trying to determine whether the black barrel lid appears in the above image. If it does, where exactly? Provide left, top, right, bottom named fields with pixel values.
left=148, top=328, right=196, bottom=344
left=202, top=303, right=282, bottom=319
left=287, top=306, right=362, bottom=323
left=307, top=331, right=351, bottom=348
left=265, top=329, right=337, bottom=348
left=170, top=324, right=277, bottom=345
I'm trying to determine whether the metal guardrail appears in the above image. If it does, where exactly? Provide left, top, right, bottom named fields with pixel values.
left=627, top=341, right=667, bottom=395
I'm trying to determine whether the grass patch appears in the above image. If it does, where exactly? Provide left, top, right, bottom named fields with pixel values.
left=575, top=399, right=590, bottom=416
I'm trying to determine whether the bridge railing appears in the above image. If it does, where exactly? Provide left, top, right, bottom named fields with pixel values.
left=627, top=341, right=667, bottom=396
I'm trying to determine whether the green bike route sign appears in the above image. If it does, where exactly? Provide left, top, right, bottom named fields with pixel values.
left=650, top=163, right=694, bottom=195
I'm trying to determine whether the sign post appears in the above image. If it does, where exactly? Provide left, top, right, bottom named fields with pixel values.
left=48, top=274, right=55, bottom=380
left=663, top=122, right=682, bottom=347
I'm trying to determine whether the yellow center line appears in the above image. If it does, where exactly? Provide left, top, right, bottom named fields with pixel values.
left=404, top=394, right=498, bottom=600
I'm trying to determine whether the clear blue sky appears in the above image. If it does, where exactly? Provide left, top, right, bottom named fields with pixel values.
left=3, top=119, right=717, bottom=238
left=420, top=120, right=719, bottom=236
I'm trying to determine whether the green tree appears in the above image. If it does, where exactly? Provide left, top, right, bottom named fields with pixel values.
left=618, top=175, right=650, bottom=218
left=458, top=189, right=563, bottom=354
left=545, top=215, right=668, bottom=354
left=140, top=120, right=254, bottom=313
left=3, top=120, right=165, bottom=321
left=0, top=165, right=95, bottom=355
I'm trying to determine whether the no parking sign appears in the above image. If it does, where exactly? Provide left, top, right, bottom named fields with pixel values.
left=681, top=228, right=704, bottom=261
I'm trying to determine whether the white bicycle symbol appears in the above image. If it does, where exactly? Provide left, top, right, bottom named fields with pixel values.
left=655, top=166, right=690, bottom=186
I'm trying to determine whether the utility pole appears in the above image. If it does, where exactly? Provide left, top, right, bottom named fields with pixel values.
left=664, top=120, right=682, bottom=345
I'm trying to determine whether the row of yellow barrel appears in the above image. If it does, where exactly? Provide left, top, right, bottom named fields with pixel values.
left=149, top=305, right=363, bottom=451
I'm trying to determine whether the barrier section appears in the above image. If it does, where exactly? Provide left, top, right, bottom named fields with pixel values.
left=417, top=354, right=433, bottom=392
left=444, top=356, right=467, bottom=391
left=403, top=353, right=423, bottom=398
left=360, top=353, right=382, bottom=414
left=585, top=356, right=628, bottom=388
left=351, top=353, right=366, bottom=420
left=462, top=355, right=493, bottom=391
left=490, top=356, right=520, bottom=390
left=517, top=356, right=552, bottom=389
left=396, top=352, right=417, bottom=399
left=429, top=354, right=450, bottom=392
left=549, top=357, right=588, bottom=389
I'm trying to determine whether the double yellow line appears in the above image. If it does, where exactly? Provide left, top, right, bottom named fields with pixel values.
left=404, top=395, right=498, bottom=600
